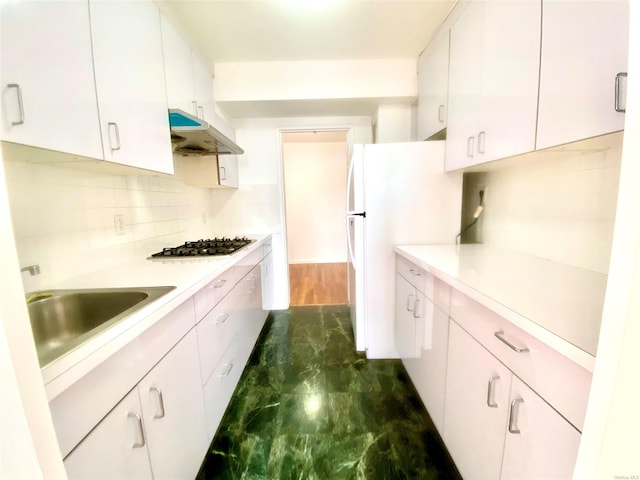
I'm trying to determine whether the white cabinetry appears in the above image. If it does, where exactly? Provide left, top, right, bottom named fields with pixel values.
left=417, top=31, right=450, bottom=141
left=160, top=14, right=216, bottom=122
left=90, top=0, right=173, bottom=174
left=64, top=330, right=207, bottom=480
left=394, top=255, right=451, bottom=433
left=446, top=0, right=540, bottom=171
left=536, top=0, right=629, bottom=149
left=0, top=1, right=103, bottom=159
left=444, top=321, right=512, bottom=479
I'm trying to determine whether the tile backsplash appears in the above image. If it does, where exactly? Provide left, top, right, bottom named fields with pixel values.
left=466, top=146, right=622, bottom=274
left=3, top=155, right=218, bottom=292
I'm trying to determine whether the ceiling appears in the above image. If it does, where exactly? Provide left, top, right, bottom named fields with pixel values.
left=155, top=0, right=456, bottom=118
left=156, top=0, right=456, bottom=63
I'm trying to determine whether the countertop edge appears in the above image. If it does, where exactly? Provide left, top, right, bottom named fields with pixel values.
left=43, top=234, right=272, bottom=400
left=394, top=244, right=597, bottom=373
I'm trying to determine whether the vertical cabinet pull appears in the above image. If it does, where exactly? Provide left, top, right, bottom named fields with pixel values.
left=220, top=166, right=227, bottom=180
left=413, top=297, right=422, bottom=319
left=508, top=398, right=525, bottom=434
left=107, top=122, right=121, bottom=151
left=438, top=104, right=445, bottom=123
left=467, top=136, right=475, bottom=158
left=7, top=84, right=25, bottom=125
left=149, top=387, right=165, bottom=419
left=486, top=375, right=500, bottom=408
left=218, top=362, right=233, bottom=377
left=615, top=72, right=627, bottom=113
left=198, top=105, right=204, bottom=119
left=477, top=131, right=486, bottom=154
left=192, top=100, right=198, bottom=116
left=127, top=412, right=146, bottom=448
left=494, top=331, right=529, bottom=353
left=406, top=293, right=415, bottom=312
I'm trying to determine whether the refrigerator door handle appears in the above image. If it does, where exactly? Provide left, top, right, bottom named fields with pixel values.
left=346, top=154, right=359, bottom=268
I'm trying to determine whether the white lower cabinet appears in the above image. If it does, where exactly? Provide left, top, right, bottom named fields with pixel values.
left=64, top=329, right=207, bottom=480
left=63, top=388, right=153, bottom=480
left=501, top=377, right=581, bottom=480
left=444, top=321, right=512, bottom=479
left=395, top=273, right=420, bottom=359
left=444, top=320, right=581, bottom=480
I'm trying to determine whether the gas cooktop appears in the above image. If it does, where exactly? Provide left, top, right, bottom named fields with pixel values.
left=149, top=237, right=253, bottom=259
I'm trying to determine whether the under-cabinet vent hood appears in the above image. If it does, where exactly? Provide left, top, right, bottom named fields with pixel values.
left=168, top=109, right=244, bottom=156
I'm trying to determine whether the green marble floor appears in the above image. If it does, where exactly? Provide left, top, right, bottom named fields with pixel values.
left=197, top=305, right=461, bottom=479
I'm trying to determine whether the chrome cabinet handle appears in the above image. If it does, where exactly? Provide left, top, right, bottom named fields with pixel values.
left=615, top=72, right=627, bottom=113
left=413, top=297, right=422, bottom=318
left=198, top=105, right=204, bottom=119
left=7, top=84, right=25, bottom=125
left=494, top=331, right=529, bottom=353
left=220, top=166, right=227, bottom=180
left=477, top=131, right=486, bottom=154
left=406, top=293, right=415, bottom=312
left=467, top=136, right=475, bottom=158
left=214, top=312, right=230, bottom=325
left=127, top=412, right=146, bottom=448
left=218, top=362, right=233, bottom=377
left=409, top=268, right=423, bottom=277
left=438, top=104, right=445, bottom=123
left=508, top=398, right=524, bottom=434
left=192, top=100, right=198, bottom=116
left=108, top=122, right=121, bottom=151
left=487, top=375, right=500, bottom=408
left=212, top=279, right=226, bottom=289
left=149, top=387, right=165, bottom=419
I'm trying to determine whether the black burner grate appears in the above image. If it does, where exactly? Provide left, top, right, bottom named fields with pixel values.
left=150, top=237, right=253, bottom=258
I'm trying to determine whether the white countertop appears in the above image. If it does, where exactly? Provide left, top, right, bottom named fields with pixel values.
left=42, top=234, right=271, bottom=400
left=394, top=244, right=606, bottom=372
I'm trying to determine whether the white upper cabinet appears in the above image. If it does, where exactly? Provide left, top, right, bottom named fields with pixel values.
left=0, top=1, right=103, bottom=159
left=90, top=0, right=173, bottom=174
left=446, top=0, right=541, bottom=171
left=160, top=15, right=216, bottom=122
left=536, top=0, right=629, bottom=150
left=417, top=31, right=450, bottom=141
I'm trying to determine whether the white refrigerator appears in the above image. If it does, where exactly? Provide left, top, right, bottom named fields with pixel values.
left=346, top=141, right=463, bottom=358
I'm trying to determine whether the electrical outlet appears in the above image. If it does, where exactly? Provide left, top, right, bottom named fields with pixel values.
left=114, top=214, right=125, bottom=235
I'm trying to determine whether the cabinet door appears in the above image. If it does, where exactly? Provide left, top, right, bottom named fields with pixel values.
left=444, top=321, right=512, bottom=480
left=395, top=273, right=418, bottom=358
left=160, top=14, right=197, bottom=116
left=218, top=155, right=240, bottom=188
left=192, top=52, right=217, bottom=122
left=501, top=377, right=581, bottom=480
left=479, top=0, right=540, bottom=163
left=446, top=0, right=483, bottom=171
left=0, top=1, right=103, bottom=159
left=138, top=330, right=208, bottom=480
left=89, top=0, right=173, bottom=174
left=417, top=31, right=450, bottom=141
left=537, top=0, right=628, bottom=149
left=64, top=388, right=153, bottom=480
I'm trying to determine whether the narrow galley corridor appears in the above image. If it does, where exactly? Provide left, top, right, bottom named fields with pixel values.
left=196, top=306, right=461, bottom=479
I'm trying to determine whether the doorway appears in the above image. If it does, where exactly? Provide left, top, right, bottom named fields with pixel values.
left=281, top=130, right=349, bottom=306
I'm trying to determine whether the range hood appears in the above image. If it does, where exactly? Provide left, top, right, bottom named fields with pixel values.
left=168, top=109, right=244, bottom=156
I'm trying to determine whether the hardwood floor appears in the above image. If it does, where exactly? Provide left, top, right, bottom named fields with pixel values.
left=289, top=262, right=348, bottom=306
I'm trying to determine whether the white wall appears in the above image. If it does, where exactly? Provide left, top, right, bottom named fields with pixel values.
left=2, top=151, right=218, bottom=292
left=214, top=59, right=417, bottom=102
left=209, top=115, right=373, bottom=308
left=375, top=104, right=413, bottom=143
left=283, top=141, right=348, bottom=263
left=469, top=147, right=621, bottom=274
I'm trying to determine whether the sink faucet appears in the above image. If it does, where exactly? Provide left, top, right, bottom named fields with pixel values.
left=20, top=265, right=41, bottom=276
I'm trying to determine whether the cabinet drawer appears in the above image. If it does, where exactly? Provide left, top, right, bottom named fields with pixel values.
left=50, top=298, right=196, bottom=457
left=193, top=268, right=241, bottom=321
left=450, top=289, right=591, bottom=431
left=196, top=283, right=244, bottom=385
left=202, top=332, right=247, bottom=439
left=396, top=254, right=451, bottom=313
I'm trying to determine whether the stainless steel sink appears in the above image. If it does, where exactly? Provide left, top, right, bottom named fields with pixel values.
left=26, top=286, right=176, bottom=367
